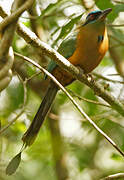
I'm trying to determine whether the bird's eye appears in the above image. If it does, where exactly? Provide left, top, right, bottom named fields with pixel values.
left=86, top=13, right=95, bottom=20
left=89, top=14, right=95, bottom=20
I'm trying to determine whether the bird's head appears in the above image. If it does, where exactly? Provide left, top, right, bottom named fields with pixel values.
left=83, top=8, right=112, bottom=26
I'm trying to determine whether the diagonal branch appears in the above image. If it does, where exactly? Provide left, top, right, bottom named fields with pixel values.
left=93, top=72, right=124, bottom=84
left=14, top=52, right=124, bottom=157
left=112, top=0, right=124, bottom=4
left=101, top=173, right=124, bottom=180
left=67, top=88, right=111, bottom=108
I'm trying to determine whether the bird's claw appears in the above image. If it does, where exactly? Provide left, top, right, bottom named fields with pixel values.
left=85, top=73, right=95, bottom=83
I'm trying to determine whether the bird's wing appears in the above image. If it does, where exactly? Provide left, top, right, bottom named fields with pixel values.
left=58, top=32, right=78, bottom=59
left=47, top=32, right=78, bottom=74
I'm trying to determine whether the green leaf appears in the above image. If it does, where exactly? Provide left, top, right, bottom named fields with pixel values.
left=39, top=0, right=68, bottom=18
left=6, top=152, right=21, bottom=175
left=111, top=153, right=123, bottom=161
left=53, top=14, right=83, bottom=47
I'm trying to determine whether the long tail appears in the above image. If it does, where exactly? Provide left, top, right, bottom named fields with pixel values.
left=22, top=80, right=58, bottom=146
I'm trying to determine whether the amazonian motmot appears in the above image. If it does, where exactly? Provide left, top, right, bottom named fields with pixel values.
left=22, top=8, right=112, bottom=146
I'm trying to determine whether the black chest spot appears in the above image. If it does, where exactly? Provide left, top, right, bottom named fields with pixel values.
left=98, top=35, right=104, bottom=43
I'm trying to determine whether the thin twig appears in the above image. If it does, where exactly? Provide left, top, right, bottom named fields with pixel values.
left=102, top=172, right=124, bottom=180
left=25, top=71, right=42, bottom=82
left=112, top=0, right=124, bottom=4
left=93, top=73, right=124, bottom=84
left=14, top=52, right=124, bottom=157
left=108, top=24, right=124, bottom=27
left=67, top=89, right=111, bottom=108
left=107, top=73, right=121, bottom=76
left=0, top=110, right=25, bottom=135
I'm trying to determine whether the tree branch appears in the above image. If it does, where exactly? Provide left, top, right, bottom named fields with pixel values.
left=112, top=0, right=124, bottom=4
left=108, top=23, right=124, bottom=27
left=0, top=0, right=34, bottom=32
left=93, top=72, right=124, bottom=84
left=102, top=173, right=124, bottom=180
left=67, top=88, right=111, bottom=108
left=14, top=52, right=124, bottom=157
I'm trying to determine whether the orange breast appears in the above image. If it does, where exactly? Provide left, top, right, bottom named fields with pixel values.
left=52, top=23, right=109, bottom=86
left=69, top=24, right=108, bottom=73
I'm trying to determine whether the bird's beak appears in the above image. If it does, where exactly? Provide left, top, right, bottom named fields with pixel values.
left=99, top=8, right=112, bottom=20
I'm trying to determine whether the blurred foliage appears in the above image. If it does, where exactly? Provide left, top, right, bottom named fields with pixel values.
left=0, top=0, right=124, bottom=180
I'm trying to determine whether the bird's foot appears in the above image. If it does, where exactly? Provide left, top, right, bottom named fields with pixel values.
left=76, top=66, right=95, bottom=83
left=85, top=73, right=95, bottom=83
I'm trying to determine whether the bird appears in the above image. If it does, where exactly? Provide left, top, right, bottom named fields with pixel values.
left=22, top=8, right=112, bottom=146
